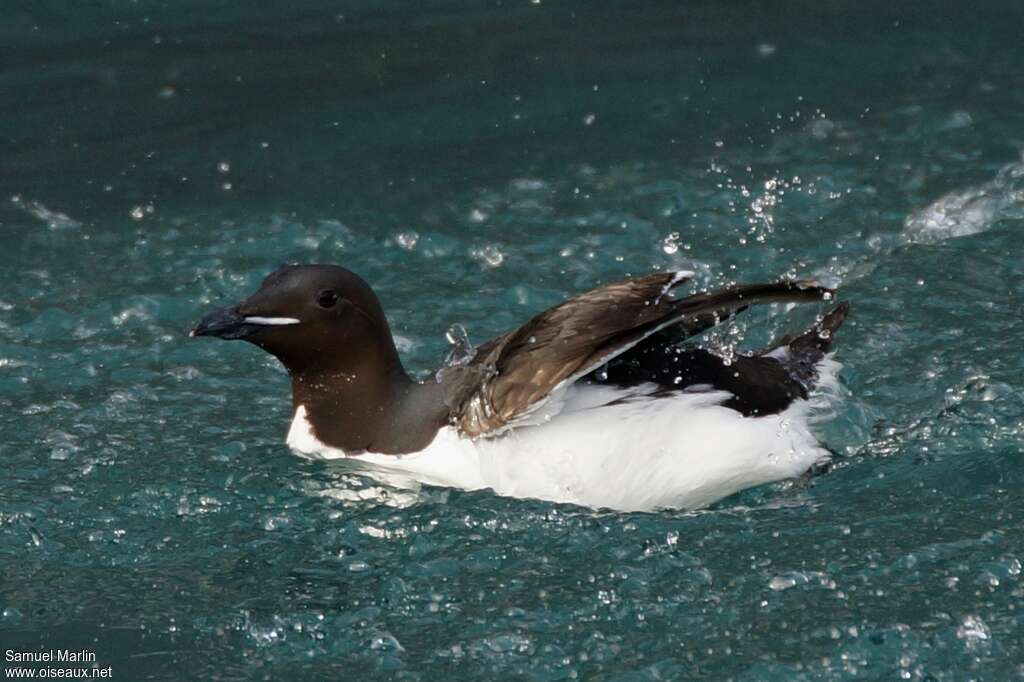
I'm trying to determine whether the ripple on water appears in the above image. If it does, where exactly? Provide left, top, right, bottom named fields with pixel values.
left=904, top=153, right=1024, bottom=243
left=3, top=5, right=1024, bottom=678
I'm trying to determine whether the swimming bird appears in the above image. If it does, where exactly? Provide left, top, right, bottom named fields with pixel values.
left=192, top=265, right=848, bottom=511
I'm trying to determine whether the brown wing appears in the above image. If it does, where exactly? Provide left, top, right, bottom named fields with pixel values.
left=441, top=273, right=832, bottom=438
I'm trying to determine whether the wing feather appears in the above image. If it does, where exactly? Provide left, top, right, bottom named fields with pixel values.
left=441, top=273, right=832, bottom=437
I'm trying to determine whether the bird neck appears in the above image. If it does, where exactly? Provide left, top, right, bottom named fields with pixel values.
left=290, top=354, right=448, bottom=454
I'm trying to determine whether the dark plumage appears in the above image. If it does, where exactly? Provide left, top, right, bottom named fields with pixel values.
left=596, top=303, right=850, bottom=416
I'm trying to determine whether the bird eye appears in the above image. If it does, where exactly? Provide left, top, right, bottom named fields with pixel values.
left=316, top=289, right=339, bottom=309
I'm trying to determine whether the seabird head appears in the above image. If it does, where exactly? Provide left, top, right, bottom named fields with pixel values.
left=191, top=264, right=402, bottom=376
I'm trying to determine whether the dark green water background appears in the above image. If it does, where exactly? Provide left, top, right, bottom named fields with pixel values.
left=3, top=1, right=1024, bottom=679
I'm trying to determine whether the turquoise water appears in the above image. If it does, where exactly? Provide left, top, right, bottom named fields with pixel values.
left=3, top=2, right=1024, bottom=679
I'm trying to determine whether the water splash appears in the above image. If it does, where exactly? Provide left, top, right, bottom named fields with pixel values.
left=442, top=323, right=476, bottom=368
left=809, top=152, right=1024, bottom=292
left=904, top=152, right=1024, bottom=243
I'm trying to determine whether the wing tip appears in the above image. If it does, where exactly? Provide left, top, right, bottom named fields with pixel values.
left=656, top=270, right=695, bottom=301
left=788, top=278, right=838, bottom=301
left=824, top=300, right=851, bottom=326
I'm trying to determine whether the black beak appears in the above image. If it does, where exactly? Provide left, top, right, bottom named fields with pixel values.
left=190, top=304, right=260, bottom=340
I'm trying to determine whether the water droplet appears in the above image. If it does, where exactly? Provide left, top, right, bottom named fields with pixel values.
left=661, top=232, right=680, bottom=255
left=395, top=231, right=419, bottom=250
left=956, top=615, right=991, bottom=645
left=473, top=244, right=504, bottom=267
left=370, top=633, right=404, bottom=652
left=262, top=515, right=291, bottom=531
left=769, top=575, right=798, bottom=591
left=443, top=324, right=476, bottom=367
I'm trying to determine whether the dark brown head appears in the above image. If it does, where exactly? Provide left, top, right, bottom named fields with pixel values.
left=191, top=264, right=404, bottom=379
left=192, top=265, right=448, bottom=454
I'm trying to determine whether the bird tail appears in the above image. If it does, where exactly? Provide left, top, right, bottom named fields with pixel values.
left=760, top=302, right=849, bottom=390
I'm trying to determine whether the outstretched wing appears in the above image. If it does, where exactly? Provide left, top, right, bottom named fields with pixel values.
left=441, top=272, right=832, bottom=437
left=601, top=302, right=850, bottom=417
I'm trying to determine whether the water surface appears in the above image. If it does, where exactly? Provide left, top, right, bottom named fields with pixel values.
left=3, top=2, right=1024, bottom=679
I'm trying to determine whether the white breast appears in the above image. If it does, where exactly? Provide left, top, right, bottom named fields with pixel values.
left=286, top=358, right=842, bottom=511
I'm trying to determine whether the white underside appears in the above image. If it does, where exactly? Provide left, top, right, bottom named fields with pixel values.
left=287, top=357, right=842, bottom=511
